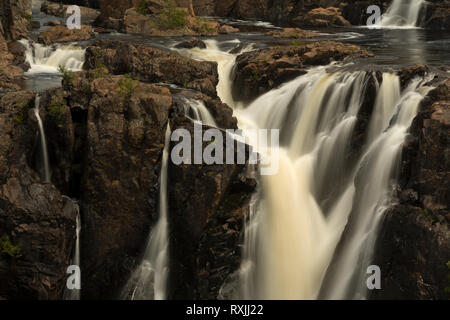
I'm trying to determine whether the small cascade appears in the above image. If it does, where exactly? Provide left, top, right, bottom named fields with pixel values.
left=378, top=0, right=425, bottom=28
left=20, top=39, right=85, bottom=74
left=122, top=124, right=171, bottom=300
left=181, top=97, right=217, bottom=127
left=173, top=39, right=253, bottom=108
left=34, top=94, right=50, bottom=182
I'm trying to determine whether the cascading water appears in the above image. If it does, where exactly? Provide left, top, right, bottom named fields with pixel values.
left=34, top=94, right=50, bottom=182
left=181, top=97, right=217, bottom=127
left=173, top=39, right=253, bottom=108
left=122, top=125, right=171, bottom=300
left=379, top=0, right=425, bottom=28
left=178, top=42, right=433, bottom=300
left=19, top=39, right=85, bottom=74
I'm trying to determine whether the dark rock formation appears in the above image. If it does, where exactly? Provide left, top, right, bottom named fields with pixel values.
left=174, top=37, right=206, bottom=49
left=167, top=114, right=256, bottom=299
left=84, top=40, right=219, bottom=97
left=0, top=0, right=31, bottom=41
left=0, top=90, right=77, bottom=300
left=231, top=41, right=373, bottom=103
left=372, top=78, right=450, bottom=299
left=40, top=1, right=99, bottom=18
left=422, top=1, right=450, bottom=30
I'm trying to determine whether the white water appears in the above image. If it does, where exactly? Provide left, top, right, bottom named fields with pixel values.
left=122, top=125, right=171, bottom=300
left=378, top=0, right=425, bottom=28
left=34, top=94, right=50, bottom=182
left=173, top=39, right=253, bottom=108
left=182, top=97, right=217, bottom=127
left=180, top=42, right=433, bottom=299
left=20, top=39, right=85, bottom=74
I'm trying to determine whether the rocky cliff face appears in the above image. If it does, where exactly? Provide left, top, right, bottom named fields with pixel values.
left=0, top=0, right=31, bottom=95
left=0, top=90, right=78, bottom=299
left=372, top=78, right=450, bottom=300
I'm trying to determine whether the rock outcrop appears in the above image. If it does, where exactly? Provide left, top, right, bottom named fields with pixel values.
left=38, top=25, right=97, bottom=45
left=0, top=0, right=32, bottom=41
left=231, top=41, right=373, bottom=103
left=372, top=77, right=450, bottom=299
left=84, top=40, right=219, bottom=97
left=167, top=114, right=255, bottom=299
left=422, top=1, right=450, bottom=30
left=40, top=1, right=100, bottom=18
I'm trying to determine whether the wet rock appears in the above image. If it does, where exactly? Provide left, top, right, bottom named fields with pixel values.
left=174, top=37, right=206, bottom=49
left=41, top=2, right=100, bottom=18
left=7, top=40, right=30, bottom=71
left=422, top=1, right=450, bottom=30
left=232, top=41, right=373, bottom=103
left=292, top=7, right=351, bottom=28
left=372, top=78, right=450, bottom=299
left=38, top=25, right=97, bottom=45
left=84, top=40, right=219, bottom=97
left=31, top=21, right=41, bottom=29
left=43, top=20, right=63, bottom=27
left=167, top=114, right=256, bottom=298
left=218, top=24, right=239, bottom=34
left=0, top=90, right=77, bottom=299
left=398, top=65, right=429, bottom=89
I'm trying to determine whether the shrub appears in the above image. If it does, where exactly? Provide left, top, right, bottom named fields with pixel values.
left=48, top=97, right=66, bottom=124
left=118, top=74, right=138, bottom=100
left=58, top=65, right=74, bottom=86
left=136, top=0, right=150, bottom=15
left=156, top=1, right=187, bottom=30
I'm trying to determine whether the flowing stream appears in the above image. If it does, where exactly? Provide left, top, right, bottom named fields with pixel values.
left=20, top=39, right=85, bottom=74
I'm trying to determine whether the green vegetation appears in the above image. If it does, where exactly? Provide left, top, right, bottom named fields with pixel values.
left=248, top=69, right=261, bottom=83
left=58, top=65, right=74, bottom=86
left=291, top=39, right=306, bottom=47
left=0, top=235, right=22, bottom=258
left=136, top=0, right=151, bottom=15
left=13, top=111, right=26, bottom=124
left=192, top=17, right=216, bottom=35
left=156, top=1, right=187, bottom=30
left=118, top=74, right=138, bottom=100
left=92, top=62, right=107, bottom=79
left=419, top=208, right=436, bottom=223
left=48, top=96, right=66, bottom=125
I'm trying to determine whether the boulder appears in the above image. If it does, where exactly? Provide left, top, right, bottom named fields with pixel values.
left=84, top=40, right=219, bottom=97
left=266, top=27, right=321, bottom=39
left=40, top=2, right=100, bottom=18
left=38, top=25, right=97, bottom=45
left=174, top=37, right=206, bottom=49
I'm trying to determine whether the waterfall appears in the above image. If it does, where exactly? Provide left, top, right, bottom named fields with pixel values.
left=179, top=41, right=434, bottom=299
left=34, top=94, right=50, bottom=182
left=379, top=0, right=425, bottom=28
left=19, top=39, right=85, bottom=74
left=236, top=68, right=431, bottom=300
left=122, top=124, right=171, bottom=300
left=181, top=97, right=217, bottom=127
